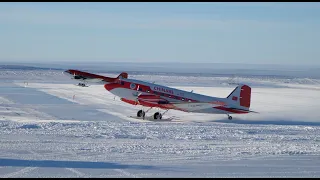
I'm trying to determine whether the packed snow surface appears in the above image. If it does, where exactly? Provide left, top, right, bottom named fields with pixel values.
left=0, top=69, right=319, bottom=177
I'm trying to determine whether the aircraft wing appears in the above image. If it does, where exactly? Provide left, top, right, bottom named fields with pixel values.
left=170, top=102, right=225, bottom=111
left=63, top=69, right=128, bottom=84
left=137, top=94, right=168, bottom=104
left=171, top=102, right=258, bottom=113
left=137, top=94, right=226, bottom=111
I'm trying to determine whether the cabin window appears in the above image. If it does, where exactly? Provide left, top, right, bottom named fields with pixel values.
left=138, top=88, right=143, bottom=91
left=147, top=90, right=150, bottom=93
left=121, top=81, right=125, bottom=85
left=181, top=98, right=185, bottom=101
left=169, top=95, right=172, bottom=98
left=188, top=100, right=192, bottom=102
left=130, top=83, right=136, bottom=89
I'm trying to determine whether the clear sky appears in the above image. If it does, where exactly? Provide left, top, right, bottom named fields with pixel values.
left=0, top=2, right=320, bottom=65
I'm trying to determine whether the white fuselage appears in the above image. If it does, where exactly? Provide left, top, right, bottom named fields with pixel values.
left=107, top=78, right=234, bottom=114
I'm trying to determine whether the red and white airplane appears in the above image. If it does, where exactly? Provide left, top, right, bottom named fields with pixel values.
left=63, top=69, right=256, bottom=120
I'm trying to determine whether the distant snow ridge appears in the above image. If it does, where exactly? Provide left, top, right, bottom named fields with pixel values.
left=0, top=70, right=66, bottom=82
left=1, top=69, right=320, bottom=87
left=289, top=78, right=320, bottom=84
left=129, top=74, right=320, bottom=87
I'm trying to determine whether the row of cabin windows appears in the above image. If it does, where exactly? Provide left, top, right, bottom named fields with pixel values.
left=153, top=91, right=192, bottom=102
left=120, top=81, right=192, bottom=102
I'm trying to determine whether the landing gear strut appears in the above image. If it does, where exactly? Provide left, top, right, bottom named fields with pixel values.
left=153, top=112, right=162, bottom=120
left=136, top=108, right=169, bottom=120
left=137, top=107, right=153, bottom=120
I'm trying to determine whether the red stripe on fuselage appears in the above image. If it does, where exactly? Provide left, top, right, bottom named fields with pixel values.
left=120, top=98, right=183, bottom=110
left=104, top=80, right=199, bottom=103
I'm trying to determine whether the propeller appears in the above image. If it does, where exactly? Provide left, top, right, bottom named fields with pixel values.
left=134, top=85, right=143, bottom=105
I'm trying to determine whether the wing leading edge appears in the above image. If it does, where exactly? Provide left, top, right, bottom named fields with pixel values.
left=64, top=69, right=128, bottom=84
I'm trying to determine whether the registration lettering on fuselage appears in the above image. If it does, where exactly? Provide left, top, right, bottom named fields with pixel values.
left=153, top=86, right=174, bottom=95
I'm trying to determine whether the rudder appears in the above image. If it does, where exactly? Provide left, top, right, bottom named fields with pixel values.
left=226, top=84, right=251, bottom=109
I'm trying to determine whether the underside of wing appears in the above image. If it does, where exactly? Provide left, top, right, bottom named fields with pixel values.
left=137, top=95, right=169, bottom=104
left=171, top=102, right=221, bottom=111
left=74, top=75, right=105, bottom=83
left=137, top=94, right=228, bottom=111
left=64, top=69, right=128, bottom=85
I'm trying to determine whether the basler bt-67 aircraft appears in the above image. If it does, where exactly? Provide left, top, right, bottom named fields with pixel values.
left=63, top=69, right=257, bottom=120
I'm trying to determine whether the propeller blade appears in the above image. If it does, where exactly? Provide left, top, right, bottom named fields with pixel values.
left=134, top=85, right=142, bottom=105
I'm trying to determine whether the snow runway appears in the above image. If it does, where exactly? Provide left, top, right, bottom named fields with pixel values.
left=0, top=73, right=319, bottom=177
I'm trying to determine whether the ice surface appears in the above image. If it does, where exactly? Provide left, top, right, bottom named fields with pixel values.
left=0, top=68, right=319, bottom=177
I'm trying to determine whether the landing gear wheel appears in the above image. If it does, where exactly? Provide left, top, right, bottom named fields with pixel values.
left=154, top=112, right=162, bottom=120
left=137, top=110, right=145, bottom=118
left=228, top=115, right=232, bottom=120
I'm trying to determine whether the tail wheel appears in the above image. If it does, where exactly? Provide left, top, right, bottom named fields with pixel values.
left=137, top=110, right=145, bottom=118
left=154, top=112, right=162, bottom=120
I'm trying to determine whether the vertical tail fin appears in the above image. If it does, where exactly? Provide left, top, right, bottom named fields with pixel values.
left=117, top=72, right=128, bottom=79
left=226, top=84, right=251, bottom=109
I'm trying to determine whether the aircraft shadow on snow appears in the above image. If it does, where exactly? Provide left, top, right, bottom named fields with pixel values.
left=0, top=158, right=158, bottom=170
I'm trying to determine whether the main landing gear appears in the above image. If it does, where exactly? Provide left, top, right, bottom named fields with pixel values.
left=76, top=81, right=89, bottom=87
left=227, top=114, right=233, bottom=120
left=137, top=110, right=145, bottom=119
left=153, top=112, right=162, bottom=120
left=136, top=108, right=169, bottom=120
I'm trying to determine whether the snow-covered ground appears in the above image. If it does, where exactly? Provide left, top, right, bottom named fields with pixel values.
left=0, top=69, right=320, bottom=177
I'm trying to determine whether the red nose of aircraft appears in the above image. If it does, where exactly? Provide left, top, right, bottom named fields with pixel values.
left=62, top=69, right=74, bottom=77
left=64, top=69, right=72, bottom=74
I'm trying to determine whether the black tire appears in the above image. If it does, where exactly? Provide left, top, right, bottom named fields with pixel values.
left=137, top=110, right=145, bottom=118
left=228, top=116, right=232, bottom=120
left=154, top=112, right=162, bottom=120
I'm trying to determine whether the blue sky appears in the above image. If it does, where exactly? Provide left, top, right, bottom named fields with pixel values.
left=0, top=2, right=320, bottom=65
